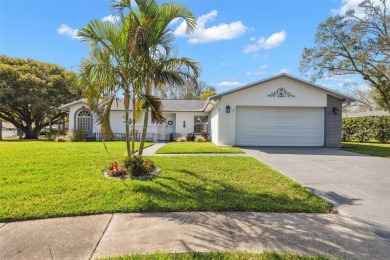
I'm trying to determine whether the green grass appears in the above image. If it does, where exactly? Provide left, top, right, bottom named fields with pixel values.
left=342, top=142, right=390, bottom=158
left=100, top=252, right=331, bottom=260
left=0, top=141, right=330, bottom=221
left=156, top=142, right=244, bottom=154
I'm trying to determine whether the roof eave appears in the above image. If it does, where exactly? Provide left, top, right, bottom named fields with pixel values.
left=209, top=73, right=356, bottom=102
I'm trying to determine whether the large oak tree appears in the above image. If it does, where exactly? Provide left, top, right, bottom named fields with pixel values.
left=0, top=56, right=78, bottom=139
left=300, top=0, right=390, bottom=113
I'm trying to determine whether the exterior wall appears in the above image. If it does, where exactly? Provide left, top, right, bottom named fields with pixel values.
left=175, top=111, right=209, bottom=137
left=68, top=103, right=100, bottom=134
left=109, top=111, right=159, bottom=134
left=325, top=95, right=342, bottom=148
left=217, top=77, right=328, bottom=146
left=210, top=105, right=220, bottom=144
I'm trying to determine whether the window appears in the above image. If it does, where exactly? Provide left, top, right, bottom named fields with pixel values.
left=194, top=116, right=208, bottom=133
left=77, top=110, right=92, bottom=132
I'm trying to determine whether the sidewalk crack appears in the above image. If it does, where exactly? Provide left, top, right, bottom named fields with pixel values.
left=0, top=223, right=7, bottom=230
left=89, top=214, right=114, bottom=260
left=224, top=212, right=237, bottom=250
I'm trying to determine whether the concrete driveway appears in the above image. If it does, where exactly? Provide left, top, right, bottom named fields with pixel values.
left=241, top=147, right=390, bottom=241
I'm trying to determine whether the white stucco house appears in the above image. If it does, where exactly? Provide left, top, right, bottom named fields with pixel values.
left=60, top=74, right=354, bottom=148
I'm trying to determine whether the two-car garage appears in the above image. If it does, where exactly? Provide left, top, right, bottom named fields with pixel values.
left=206, top=74, right=353, bottom=148
left=235, top=106, right=325, bottom=146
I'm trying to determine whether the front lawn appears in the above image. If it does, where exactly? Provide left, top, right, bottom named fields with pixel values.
left=342, top=142, right=390, bottom=158
left=156, top=142, right=244, bottom=154
left=101, top=252, right=330, bottom=260
left=0, top=141, right=330, bottom=221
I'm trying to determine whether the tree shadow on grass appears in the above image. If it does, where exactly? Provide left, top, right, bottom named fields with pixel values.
left=124, top=169, right=330, bottom=213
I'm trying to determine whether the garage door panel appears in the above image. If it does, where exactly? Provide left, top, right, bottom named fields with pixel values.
left=235, top=107, right=324, bottom=146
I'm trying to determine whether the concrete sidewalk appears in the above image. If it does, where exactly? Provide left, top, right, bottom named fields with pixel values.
left=1, top=212, right=390, bottom=260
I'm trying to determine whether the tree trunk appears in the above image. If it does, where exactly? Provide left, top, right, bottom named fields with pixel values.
left=139, top=82, right=152, bottom=156
left=24, top=127, right=38, bottom=139
left=131, top=98, right=136, bottom=156
left=124, top=90, right=131, bottom=157
left=138, top=106, right=149, bottom=156
left=0, top=119, right=2, bottom=141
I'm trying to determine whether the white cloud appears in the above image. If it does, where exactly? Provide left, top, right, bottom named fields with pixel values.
left=246, top=64, right=269, bottom=76
left=102, top=15, right=120, bottom=23
left=243, top=30, right=286, bottom=53
left=331, top=0, right=366, bottom=17
left=331, top=0, right=383, bottom=18
left=246, top=70, right=266, bottom=76
left=174, top=10, right=247, bottom=44
left=221, top=62, right=230, bottom=67
left=214, top=81, right=243, bottom=87
left=57, top=24, right=80, bottom=40
left=278, top=68, right=290, bottom=74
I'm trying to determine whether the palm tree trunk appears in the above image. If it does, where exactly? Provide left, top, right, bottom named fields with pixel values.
left=138, top=82, right=152, bottom=156
left=124, top=90, right=131, bottom=157
left=131, top=98, right=136, bottom=156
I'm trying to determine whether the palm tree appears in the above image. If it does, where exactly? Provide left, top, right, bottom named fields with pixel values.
left=77, top=18, right=147, bottom=157
left=113, top=0, right=200, bottom=155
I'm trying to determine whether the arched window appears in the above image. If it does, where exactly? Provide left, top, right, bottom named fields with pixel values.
left=76, top=110, right=92, bottom=132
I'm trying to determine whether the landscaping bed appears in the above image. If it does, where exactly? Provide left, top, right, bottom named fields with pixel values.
left=155, top=142, right=244, bottom=154
left=0, top=141, right=330, bottom=221
left=342, top=142, right=390, bottom=158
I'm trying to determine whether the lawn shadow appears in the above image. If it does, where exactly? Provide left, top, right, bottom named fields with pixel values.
left=146, top=211, right=390, bottom=259
left=123, top=168, right=330, bottom=213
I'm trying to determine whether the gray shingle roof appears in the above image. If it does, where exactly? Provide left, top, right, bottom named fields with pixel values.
left=161, top=100, right=206, bottom=111
left=60, top=99, right=207, bottom=112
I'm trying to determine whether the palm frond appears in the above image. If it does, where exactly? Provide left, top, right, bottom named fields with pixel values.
left=141, top=94, right=164, bottom=124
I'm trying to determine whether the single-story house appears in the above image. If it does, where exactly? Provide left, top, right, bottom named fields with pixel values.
left=59, top=73, right=354, bottom=148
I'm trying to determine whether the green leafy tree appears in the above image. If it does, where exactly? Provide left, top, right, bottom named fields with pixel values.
left=154, top=80, right=215, bottom=100
left=0, top=56, right=77, bottom=139
left=300, top=0, right=390, bottom=113
left=114, top=0, right=200, bottom=155
left=199, top=86, right=216, bottom=100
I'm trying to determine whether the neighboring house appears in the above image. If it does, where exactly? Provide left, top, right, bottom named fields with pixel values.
left=343, top=110, right=389, bottom=118
left=59, top=73, right=354, bottom=148
left=1, top=121, right=17, bottom=137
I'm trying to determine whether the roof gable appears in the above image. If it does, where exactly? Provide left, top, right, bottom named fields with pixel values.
left=210, top=73, right=355, bottom=102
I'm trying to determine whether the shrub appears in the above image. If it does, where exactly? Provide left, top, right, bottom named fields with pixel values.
left=201, top=132, right=209, bottom=140
left=107, top=162, right=127, bottom=177
left=176, top=136, right=187, bottom=142
left=55, top=136, right=67, bottom=142
left=342, top=118, right=358, bottom=142
left=342, top=115, right=390, bottom=143
left=371, top=116, right=390, bottom=143
left=46, top=129, right=60, bottom=141
left=186, top=132, right=195, bottom=141
left=68, top=129, right=86, bottom=142
left=195, top=136, right=206, bottom=142
left=123, top=156, right=147, bottom=177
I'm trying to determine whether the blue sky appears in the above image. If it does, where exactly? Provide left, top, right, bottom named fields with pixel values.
left=0, top=0, right=362, bottom=94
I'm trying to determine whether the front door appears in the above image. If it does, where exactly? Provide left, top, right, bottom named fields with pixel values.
left=158, top=113, right=176, bottom=140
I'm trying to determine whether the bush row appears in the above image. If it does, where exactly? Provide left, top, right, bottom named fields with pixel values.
left=342, top=116, right=390, bottom=143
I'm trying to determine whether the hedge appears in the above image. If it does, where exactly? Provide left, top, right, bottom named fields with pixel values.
left=342, top=116, right=390, bottom=143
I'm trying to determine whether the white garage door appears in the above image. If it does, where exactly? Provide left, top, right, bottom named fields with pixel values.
left=235, top=107, right=324, bottom=146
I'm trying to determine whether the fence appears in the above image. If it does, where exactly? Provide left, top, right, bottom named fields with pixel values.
left=86, top=132, right=160, bottom=142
